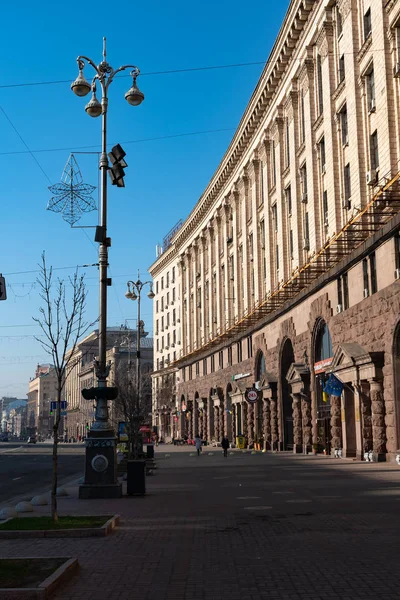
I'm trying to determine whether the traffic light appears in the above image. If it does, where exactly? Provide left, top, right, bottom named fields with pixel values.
left=108, top=144, right=127, bottom=188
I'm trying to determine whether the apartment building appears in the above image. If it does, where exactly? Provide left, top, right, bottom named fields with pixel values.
left=149, top=0, right=400, bottom=459
left=27, top=364, right=58, bottom=438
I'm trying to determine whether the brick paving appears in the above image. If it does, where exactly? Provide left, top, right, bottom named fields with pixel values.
left=2, top=451, right=400, bottom=599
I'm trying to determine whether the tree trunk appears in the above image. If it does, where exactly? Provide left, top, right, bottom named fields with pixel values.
left=52, top=415, right=59, bottom=523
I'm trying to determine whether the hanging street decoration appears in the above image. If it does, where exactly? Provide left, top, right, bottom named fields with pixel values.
left=47, top=154, right=97, bottom=225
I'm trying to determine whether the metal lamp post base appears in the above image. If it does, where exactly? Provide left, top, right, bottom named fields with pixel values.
left=79, top=430, right=122, bottom=499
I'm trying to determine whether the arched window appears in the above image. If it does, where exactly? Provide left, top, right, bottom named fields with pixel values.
left=257, top=352, right=267, bottom=381
left=315, top=322, right=333, bottom=362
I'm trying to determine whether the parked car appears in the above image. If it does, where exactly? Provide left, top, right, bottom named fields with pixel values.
left=27, top=436, right=37, bottom=444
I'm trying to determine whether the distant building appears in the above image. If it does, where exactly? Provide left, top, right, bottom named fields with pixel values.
left=1, top=397, right=27, bottom=435
left=64, top=326, right=153, bottom=439
left=27, top=364, right=58, bottom=438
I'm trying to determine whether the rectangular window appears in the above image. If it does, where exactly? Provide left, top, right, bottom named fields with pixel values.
left=317, top=54, right=324, bottom=115
left=364, top=8, right=372, bottom=41
left=289, top=229, right=294, bottom=259
left=344, top=163, right=351, bottom=202
left=189, top=365, right=192, bottom=380
left=161, top=316, right=164, bottom=331
left=247, top=336, right=253, bottom=358
left=370, top=131, right=379, bottom=170
left=172, top=309, right=176, bottom=326
left=319, top=137, right=326, bottom=173
left=156, top=339, right=159, bottom=351
left=172, top=287, right=175, bottom=301
left=272, top=204, right=278, bottom=232
left=271, top=141, right=276, bottom=187
left=395, top=233, right=400, bottom=270
left=166, top=292, right=169, bottom=306
left=167, top=313, right=170, bottom=327
left=156, top=281, right=159, bottom=294
left=337, top=277, right=343, bottom=308
left=300, top=164, right=307, bottom=201
left=300, top=89, right=306, bottom=143
left=237, top=341, right=242, bottom=362
left=166, top=272, right=169, bottom=288
left=156, top=319, right=159, bottom=335
left=172, top=267, right=175, bottom=283
left=338, top=54, right=345, bottom=83
left=182, top=367, right=186, bottom=382
left=370, top=252, right=377, bottom=294
left=363, top=258, right=369, bottom=296
left=161, top=297, right=164, bottom=311
left=173, top=329, right=176, bottom=344
left=195, top=362, right=199, bottom=376
left=211, top=355, right=215, bottom=373
left=340, top=105, right=348, bottom=145
left=285, top=186, right=292, bottom=215
left=285, top=118, right=290, bottom=168
left=228, top=346, right=232, bottom=366
left=161, top=277, right=164, bottom=290
left=276, top=244, right=279, bottom=270
left=219, top=351, right=223, bottom=369
left=304, top=212, right=310, bottom=246
left=323, top=190, right=328, bottom=226
left=156, top=300, right=159, bottom=313
left=337, top=7, right=343, bottom=37
left=367, top=69, right=375, bottom=111
left=342, top=272, right=349, bottom=309
left=203, top=358, right=207, bottom=375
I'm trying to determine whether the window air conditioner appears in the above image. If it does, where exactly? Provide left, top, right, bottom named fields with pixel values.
left=363, top=288, right=369, bottom=298
left=249, top=254, right=254, bottom=262
left=342, top=198, right=350, bottom=210
left=171, top=343, right=175, bottom=348
left=303, top=238, right=310, bottom=250
left=226, top=236, right=233, bottom=244
left=368, top=98, right=376, bottom=113
left=366, top=169, right=378, bottom=186
left=394, top=63, right=400, bottom=78
left=336, top=304, right=343, bottom=314
left=394, top=268, right=400, bottom=280
left=196, top=272, right=201, bottom=278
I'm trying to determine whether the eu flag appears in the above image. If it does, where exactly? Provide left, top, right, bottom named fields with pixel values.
left=323, top=374, right=344, bottom=397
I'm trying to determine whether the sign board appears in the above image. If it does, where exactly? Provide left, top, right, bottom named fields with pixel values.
left=118, top=421, right=128, bottom=442
left=314, top=358, right=333, bottom=374
left=232, top=372, right=251, bottom=381
left=245, top=388, right=261, bottom=404
left=50, top=401, right=67, bottom=411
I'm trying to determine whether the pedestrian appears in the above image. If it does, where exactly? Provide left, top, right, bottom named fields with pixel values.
left=221, top=435, right=230, bottom=457
left=194, top=434, right=202, bottom=456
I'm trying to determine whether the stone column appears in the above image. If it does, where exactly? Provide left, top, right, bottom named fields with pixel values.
left=292, top=393, right=303, bottom=453
left=270, top=398, right=278, bottom=451
left=246, top=403, right=254, bottom=446
left=369, top=380, right=386, bottom=461
left=263, top=399, right=271, bottom=450
left=214, top=405, right=220, bottom=442
left=360, top=383, right=372, bottom=453
left=220, top=405, right=225, bottom=438
left=301, top=396, right=312, bottom=454
left=232, top=404, right=237, bottom=442
left=203, top=405, right=208, bottom=442
left=330, top=395, right=342, bottom=453
left=242, top=402, right=248, bottom=442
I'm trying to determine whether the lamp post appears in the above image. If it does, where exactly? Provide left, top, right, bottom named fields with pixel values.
left=71, top=39, right=144, bottom=499
left=125, top=278, right=155, bottom=458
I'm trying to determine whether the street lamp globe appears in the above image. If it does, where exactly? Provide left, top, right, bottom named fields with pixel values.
left=147, top=288, right=155, bottom=299
left=71, top=69, right=91, bottom=97
left=85, top=92, right=102, bottom=117
left=125, top=74, right=144, bottom=107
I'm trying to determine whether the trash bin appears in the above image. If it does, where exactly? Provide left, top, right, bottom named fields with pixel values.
left=236, top=435, right=246, bottom=450
left=127, top=460, right=146, bottom=496
left=146, top=444, right=155, bottom=460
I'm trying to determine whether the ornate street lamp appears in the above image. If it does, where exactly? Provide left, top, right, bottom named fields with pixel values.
left=125, top=278, right=154, bottom=458
left=72, top=38, right=144, bottom=499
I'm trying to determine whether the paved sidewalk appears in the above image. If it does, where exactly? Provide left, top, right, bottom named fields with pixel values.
left=1, top=450, right=400, bottom=599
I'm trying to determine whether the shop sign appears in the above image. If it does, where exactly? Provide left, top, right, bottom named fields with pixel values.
left=232, top=372, right=251, bottom=381
left=245, top=388, right=261, bottom=404
left=314, top=358, right=333, bottom=374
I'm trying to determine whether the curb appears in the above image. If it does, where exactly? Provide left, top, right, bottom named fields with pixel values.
left=0, top=515, right=120, bottom=539
left=0, top=557, right=78, bottom=599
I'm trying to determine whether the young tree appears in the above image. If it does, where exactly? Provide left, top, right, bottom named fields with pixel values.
left=33, top=253, right=93, bottom=522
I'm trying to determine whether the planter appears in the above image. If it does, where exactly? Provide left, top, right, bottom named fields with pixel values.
left=0, top=557, right=78, bottom=599
left=0, top=515, right=120, bottom=539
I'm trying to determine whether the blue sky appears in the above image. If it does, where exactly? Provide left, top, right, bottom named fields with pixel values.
left=0, top=0, right=289, bottom=398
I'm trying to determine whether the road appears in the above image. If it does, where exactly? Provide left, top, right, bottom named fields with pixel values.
left=0, top=442, right=84, bottom=505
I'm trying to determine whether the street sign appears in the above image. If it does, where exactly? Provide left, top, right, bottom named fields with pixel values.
left=50, top=401, right=67, bottom=411
left=245, top=388, right=260, bottom=404
left=0, top=275, right=7, bottom=301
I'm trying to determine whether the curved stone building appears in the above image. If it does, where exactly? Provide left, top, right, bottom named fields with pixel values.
left=150, top=0, right=400, bottom=460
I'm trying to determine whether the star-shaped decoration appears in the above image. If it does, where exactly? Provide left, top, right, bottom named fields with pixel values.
left=47, top=154, right=97, bottom=225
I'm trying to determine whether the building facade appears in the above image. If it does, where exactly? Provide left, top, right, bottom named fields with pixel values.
left=150, top=0, right=400, bottom=459
left=64, top=326, right=153, bottom=440
left=27, top=365, right=58, bottom=438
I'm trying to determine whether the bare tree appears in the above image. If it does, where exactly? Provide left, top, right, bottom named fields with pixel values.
left=112, top=360, right=152, bottom=459
left=33, top=253, right=93, bottom=522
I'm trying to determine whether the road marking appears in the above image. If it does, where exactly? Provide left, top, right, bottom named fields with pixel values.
left=12, top=477, right=21, bottom=481
left=213, top=476, right=230, bottom=480
left=286, top=499, right=312, bottom=503
left=272, top=491, right=294, bottom=495
left=237, top=496, right=261, bottom=500
left=0, top=446, right=23, bottom=454
left=244, top=506, right=272, bottom=511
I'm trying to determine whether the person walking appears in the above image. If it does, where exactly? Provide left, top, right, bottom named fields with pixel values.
left=221, top=435, right=230, bottom=458
left=194, top=435, right=202, bottom=456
